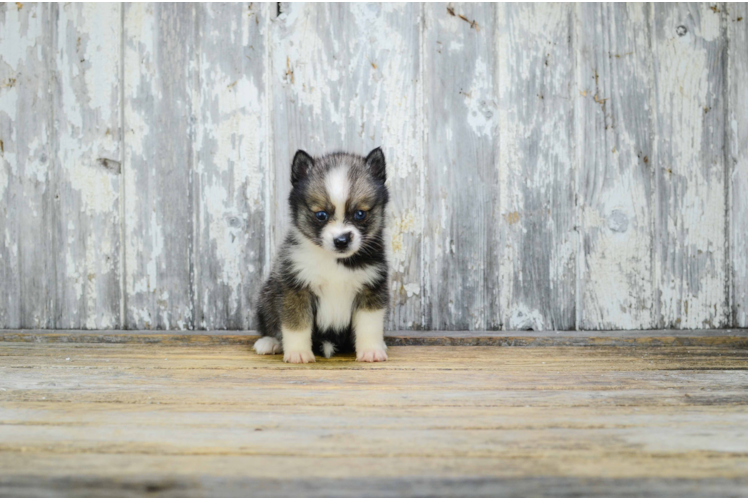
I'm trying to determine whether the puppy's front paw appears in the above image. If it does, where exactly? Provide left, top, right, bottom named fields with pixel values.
left=356, top=348, right=388, bottom=363
left=283, top=350, right=316, bottom=364
left=254, top=336, right=282, bottom=355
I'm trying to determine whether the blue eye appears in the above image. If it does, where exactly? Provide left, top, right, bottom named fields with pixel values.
left=353, top=210, right=367, bottom=221
left=314, top=211, right=328, bottom=222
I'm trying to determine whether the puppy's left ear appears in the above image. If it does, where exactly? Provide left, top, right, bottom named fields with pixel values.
left=291, top=150, right=314, bottom=187
left=365, top=147, right=386, bottom=183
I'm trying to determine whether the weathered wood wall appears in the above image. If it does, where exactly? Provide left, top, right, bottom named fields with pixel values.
left=0, top=3, right=746, bottom=331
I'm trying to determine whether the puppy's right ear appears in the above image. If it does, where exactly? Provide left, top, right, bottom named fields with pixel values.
left=291, top=150, right=314, bottom=186
left=365, top=147, right=386, bottom=183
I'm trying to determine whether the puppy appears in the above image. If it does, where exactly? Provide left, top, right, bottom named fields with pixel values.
left=254, top=148, right=390, bottom=363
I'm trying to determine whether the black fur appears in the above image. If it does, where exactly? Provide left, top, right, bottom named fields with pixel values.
left=365, top=147, right=387, bottom=183
left=291, top=150, right=315, bottom=187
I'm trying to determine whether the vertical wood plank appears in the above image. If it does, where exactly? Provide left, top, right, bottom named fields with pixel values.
left=123, top=4, right=196, bottom=329
left=194, top=3, right=268, bottom=330
left=270, top=3, right=423, bottom=330
left=653, top=3, right=728, bottom=329
left=423, top=4, right=499, bottom=330
left=728, top=4, right=748, bottom=327
left=498, top=4, right=576, bottom=331
left=575, top=4, right=655, bottom=330
left=0, top=3, right=55, bottom=328
left=55, top=3, right=122, bottom=328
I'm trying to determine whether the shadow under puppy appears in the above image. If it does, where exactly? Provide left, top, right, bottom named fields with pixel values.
left=254, top=148, right=390, bottom=363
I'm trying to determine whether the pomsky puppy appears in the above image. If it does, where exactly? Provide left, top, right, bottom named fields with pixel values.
left=254, top=148, right=390, bottom=363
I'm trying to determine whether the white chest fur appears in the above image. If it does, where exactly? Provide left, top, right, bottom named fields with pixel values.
left=289, top=236, right=381, bottom=331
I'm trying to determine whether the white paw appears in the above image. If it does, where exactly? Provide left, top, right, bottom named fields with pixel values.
left=356, top=348, right=388, bottom=363
left=254, top=336, right=282, bottom=355
left=284, top=350, right=316, bottom=364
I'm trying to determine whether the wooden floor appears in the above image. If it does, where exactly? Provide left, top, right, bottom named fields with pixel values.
left=1, top=334, right=748, bottom=497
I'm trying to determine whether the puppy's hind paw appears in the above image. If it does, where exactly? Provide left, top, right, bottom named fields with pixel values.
left=254, top=336, right=282, bottom=355
left=356, top=348, right=388, bottom=363
left=283, top=350, right=316, bottom=364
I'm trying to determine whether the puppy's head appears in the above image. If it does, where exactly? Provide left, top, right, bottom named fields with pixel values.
left=289, top=148, right=389, bottom=258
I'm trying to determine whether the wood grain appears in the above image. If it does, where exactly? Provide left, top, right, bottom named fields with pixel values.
left=55, top=3, right=122, bottom=329
left=3, top=328, right=748, bottom=348
left=0, top=3, right=56, bottom=328
left=498, top=4, right=577, bottom=331
left=194, top=3, right=269, bottom=329
left=123, top=3, right=196, bottom=329
left=270, top=3, right=423, bottom=330
left=423, top=3, right=500, bottom=330
left=1, top=475, right=746, bottom=498
left=728, top=3, right=748, bottom=327
left=575, top=4, right=655, bottom=330
left=2, top=4, right=748, bottom=332
left=1, top=341, right=747, bottom=496
left=652, top=3, right=728, bottom=329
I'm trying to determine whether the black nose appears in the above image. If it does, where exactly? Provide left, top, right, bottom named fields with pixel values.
left=333, top=232, right=352, bottom=250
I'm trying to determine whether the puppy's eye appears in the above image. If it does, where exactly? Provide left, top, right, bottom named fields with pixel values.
left=314, top=211, right=328, bottom=222
left=353, top=210, right=367, bottom=221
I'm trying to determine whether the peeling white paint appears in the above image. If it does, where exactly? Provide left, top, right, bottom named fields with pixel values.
left=654, top=3, right=727, bottom=328
left=193, top=3, right=268, bottom=329
left=0, top=4, right=51, bottom=328
left=575, top=3, right=656, bottom=330
left=729, top=3, right=748, bottom=327
left=506, top=305, right=546, bottom=331
left=23, top=137, right=48, bottom=184
left=697, top=3, right=722, bottom=42
left=0, top=4, right=41, bottom=70
left=0, top=153, right=9, bottom=202
left=53, top=3, right=123, bottom=328
left=388, top=208, right=417, bottom=275
left=66, top=162, right=118, bottom=214
left=404, top=283, right=420, bottom=298
left=464, top=58, right=498, bottom=138
left=498, top=3, right=576, bottom=330
left=275, top=5, right=342, bottom=126
left=0, top=2, right=742, bottom=332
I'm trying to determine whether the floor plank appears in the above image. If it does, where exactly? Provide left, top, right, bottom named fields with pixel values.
left=3, top=329, right=748, bottom=348
left=1, top=341, right=747, bottom=496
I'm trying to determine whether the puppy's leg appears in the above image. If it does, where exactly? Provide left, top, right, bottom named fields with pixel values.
left=353, top=308, right=387, bottom=362
left=282, top=327, right=315, bottom=363
left=353, top=279, right=389, bottom=362
left=281, top=288, right=315, bottom=364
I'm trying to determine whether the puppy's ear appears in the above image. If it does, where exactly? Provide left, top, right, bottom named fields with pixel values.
left=291, top=150, right=314, bottom=186
left=365, top=147, right=386, bottom=183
